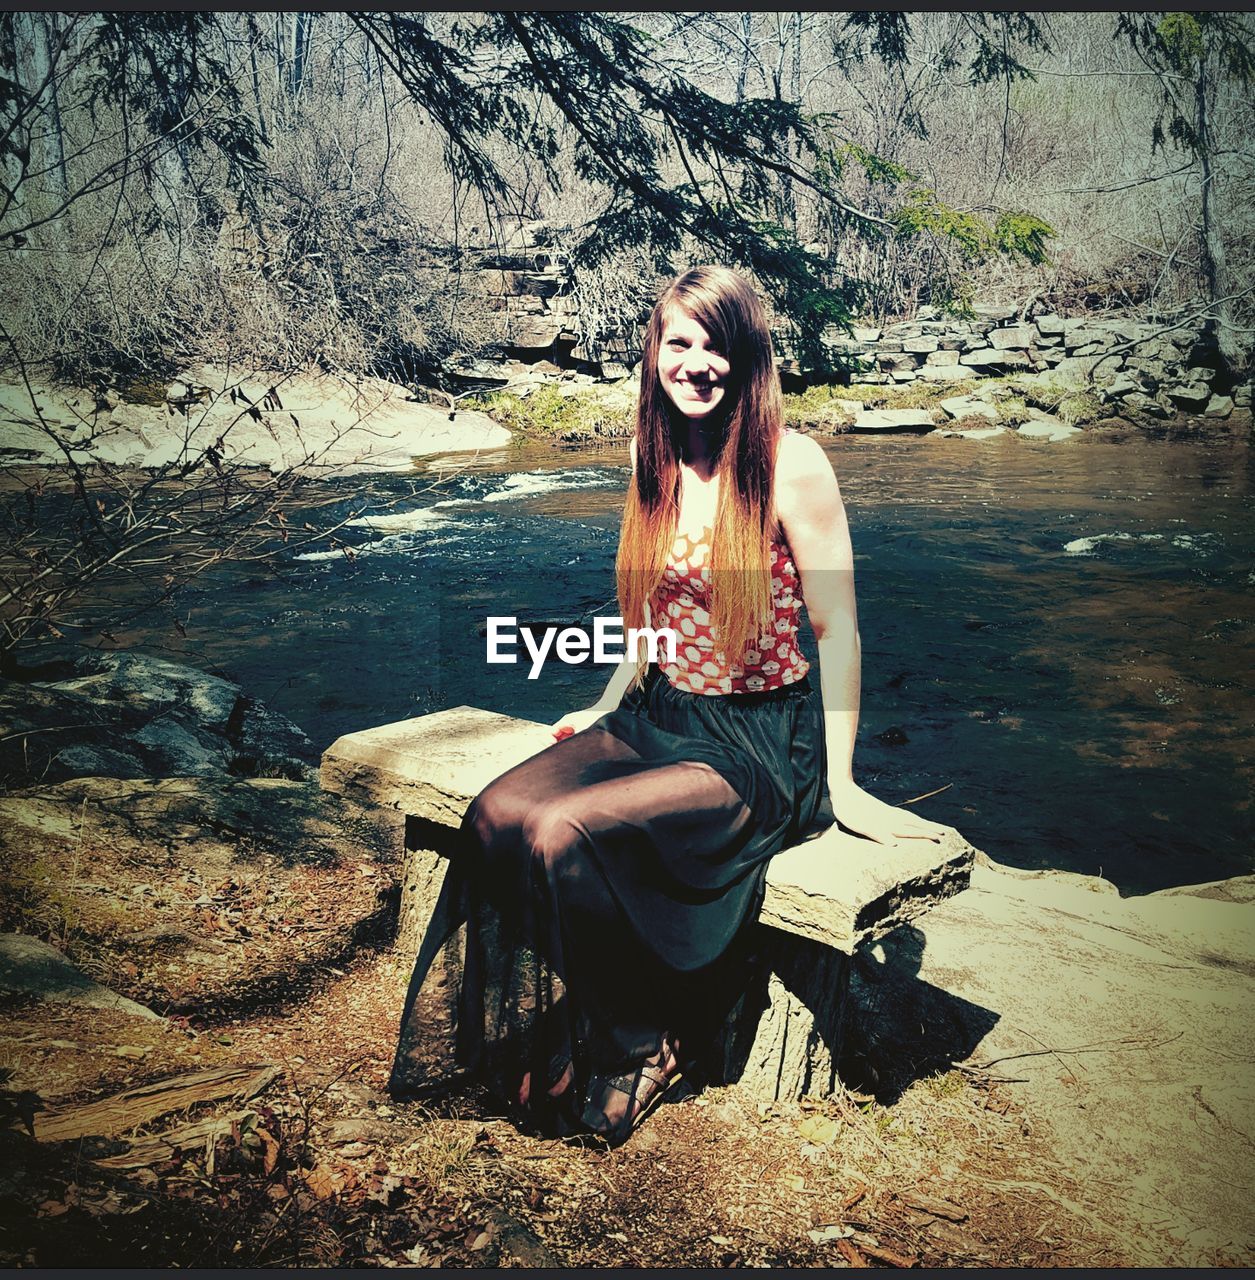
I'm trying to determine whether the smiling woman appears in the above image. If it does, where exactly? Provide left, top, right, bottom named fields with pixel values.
left=388, top=265, right=946, bottom=1148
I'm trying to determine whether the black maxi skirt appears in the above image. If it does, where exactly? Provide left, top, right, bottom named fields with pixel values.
left=388, top=664, right=832, bottom=1145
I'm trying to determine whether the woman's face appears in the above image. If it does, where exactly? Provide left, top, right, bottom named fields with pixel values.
left=657, top=306, right=732, bottom=420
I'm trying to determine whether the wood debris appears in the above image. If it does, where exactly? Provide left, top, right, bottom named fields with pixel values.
left=93, top=1108, right=257, bottom=1169
left=34, top=1063, right=281, bottom=1143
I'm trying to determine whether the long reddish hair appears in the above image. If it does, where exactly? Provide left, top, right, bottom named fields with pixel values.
left=616, top=266, right=784, bottom=677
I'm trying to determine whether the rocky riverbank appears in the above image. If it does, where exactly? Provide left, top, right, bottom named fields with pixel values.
left=0, top=366, right=511, bottom=476
left=3, top=277, right=1251, bottom=474
left=0, top=654, right=1250, bottom=1266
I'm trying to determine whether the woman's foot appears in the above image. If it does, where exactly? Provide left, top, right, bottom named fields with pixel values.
left=580, top=1035, right=683, bottom=1142
left=517, top=1053, right=574, bottom=1108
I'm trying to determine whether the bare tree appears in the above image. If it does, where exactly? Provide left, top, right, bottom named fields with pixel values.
left=1116, top=12, right=1254, bottom=370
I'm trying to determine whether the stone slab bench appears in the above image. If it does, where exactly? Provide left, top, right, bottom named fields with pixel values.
left=322, top=706, right=974, bottom=1101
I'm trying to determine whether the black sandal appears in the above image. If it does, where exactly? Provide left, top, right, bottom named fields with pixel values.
left=579, top=1038, right=683, bottom=1143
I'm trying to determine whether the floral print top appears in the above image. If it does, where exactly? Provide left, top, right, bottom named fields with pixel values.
left=649, top=524, right=810, bottom=695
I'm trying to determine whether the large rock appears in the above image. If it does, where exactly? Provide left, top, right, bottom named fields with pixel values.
left=1018, top=418, right=1082, bottom=442
left=852, top=858, right=1255, bottom=1265
left=1062, top=322, right=1112, bottom=350
left=0, top=653, right=317, bottom=787
left=0, top=369, right=512, bottom=475
left=499, top=270, right=563, bottom=298
left=916, top=364, right=974, bottom=383
left=1166, top=382, right=1211, bottom=411
left=969, top=302, right=1017, bottom=323
left=877, top=353, right=922, bottom=373
left=825, top=338, right=876, bottom=358
left=925, top=349, right=964, bottom=366
left=505, top=315, right=563, bottom=350
left=1126, top=356, right=1167, bottom=386
left=989, top=326, right=1033, bottom=351
left=960, top=349, right=1029, bottom=369
left=1121, top=392, right=1171, bottom=419
left=1099, top=373, right=1138, bottom=399
left=943, top=425, right=1007, bottom=440
left=1203, top=394, right=1234, bottom=419
left=851, top=408, right=936, bottom=432
left=0, top=933, right=161, bottom=1019
left=1099, top=318, right=1156, bottom=343
left=1049, top=353, right=1122, bottom=387
left=320, top=705, right=971, bottom=956
left=939, top=395, right=998, bottom=422
left=321, top=705, right=974, bottom=1101
left=880, top=321, right=925, bottom=340
left=0, top=775, right=399, bottom=1013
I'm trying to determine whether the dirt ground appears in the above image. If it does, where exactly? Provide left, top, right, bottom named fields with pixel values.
left=1, top=938, right=1150, bottom=1270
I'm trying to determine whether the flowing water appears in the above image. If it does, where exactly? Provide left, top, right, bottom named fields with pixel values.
left=107, top=424, right=1253, bottom=895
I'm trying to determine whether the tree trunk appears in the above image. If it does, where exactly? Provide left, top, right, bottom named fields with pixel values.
left=245, top=14, right=270, bottom=147
left=272, top=13, right=287, bottom=126
left=36, top=13, right=68, bottom=202
left=1195, top=35, right=1240, bottom=371
left=778, top=12, right=802, bottom=230
left=291, top=12, right=316, bottom=101
left=735, top=12, right=752, bottom=104
left=0, top=13, right=26, bottom=236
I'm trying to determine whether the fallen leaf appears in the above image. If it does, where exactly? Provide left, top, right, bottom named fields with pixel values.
left=808, top=1224, right=854, bottom=1244
left=797, top=1115, right=839, bottom=1146
left=303, top=1164, right=345, bottom=1200
left=257, top=1128, right=280, bottom=1175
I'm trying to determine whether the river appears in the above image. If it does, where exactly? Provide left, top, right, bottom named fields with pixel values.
left=110, top=423, right=1253, bottom=895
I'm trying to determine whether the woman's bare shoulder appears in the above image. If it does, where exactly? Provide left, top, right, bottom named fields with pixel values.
left=775, top=429, right=835, bottom=487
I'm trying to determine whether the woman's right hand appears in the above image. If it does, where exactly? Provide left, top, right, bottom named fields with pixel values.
left=549, top=704, right=609, bottom=741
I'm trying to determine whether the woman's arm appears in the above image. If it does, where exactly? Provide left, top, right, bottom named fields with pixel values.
left=776, top=432, right=945, bottom=844
left=549, top=438, right=640, bottom=737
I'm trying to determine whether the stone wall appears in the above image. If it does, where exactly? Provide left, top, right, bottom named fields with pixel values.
left=452, top=221, right=1250, bottom=417
left=447, top=222, right=636, bottom=391
left=822, top=306, right=1246, bottom=419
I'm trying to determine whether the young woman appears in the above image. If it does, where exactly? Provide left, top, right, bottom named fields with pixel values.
left=388, top=265, right=945, bottom=1147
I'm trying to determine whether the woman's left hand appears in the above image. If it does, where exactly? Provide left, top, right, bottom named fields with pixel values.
left=828, top=779, right=948, bottom=846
